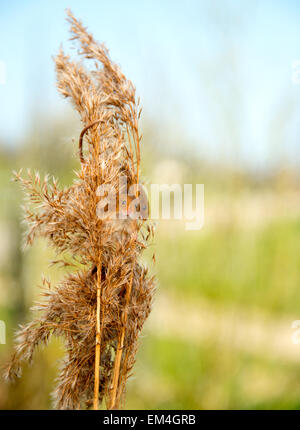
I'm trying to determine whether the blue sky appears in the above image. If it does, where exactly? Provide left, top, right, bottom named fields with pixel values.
left=1, top=0, right=300, bottom=169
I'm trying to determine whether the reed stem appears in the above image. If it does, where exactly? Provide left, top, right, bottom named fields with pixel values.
left=93, top=255, right=102, bottom=410
left=109, top=268, right=134, bottom=409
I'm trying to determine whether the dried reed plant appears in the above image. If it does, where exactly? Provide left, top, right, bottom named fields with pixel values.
left=4, top=10, right=155, bottom=410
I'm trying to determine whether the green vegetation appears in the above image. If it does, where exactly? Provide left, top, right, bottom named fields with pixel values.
left=1, top=119, right=300, bottom=409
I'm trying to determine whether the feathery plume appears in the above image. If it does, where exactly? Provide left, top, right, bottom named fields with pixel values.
left=4, top=9, right=155, bottom=410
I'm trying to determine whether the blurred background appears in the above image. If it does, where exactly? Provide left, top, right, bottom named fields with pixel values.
left=1, top=0, right=300, bottom=409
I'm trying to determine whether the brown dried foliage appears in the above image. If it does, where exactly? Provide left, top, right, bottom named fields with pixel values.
left=4, top=10, right=155, bottom=410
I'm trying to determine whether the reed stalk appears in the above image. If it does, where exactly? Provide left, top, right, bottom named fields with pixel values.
left=4, top=9, right=155, bottom=410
